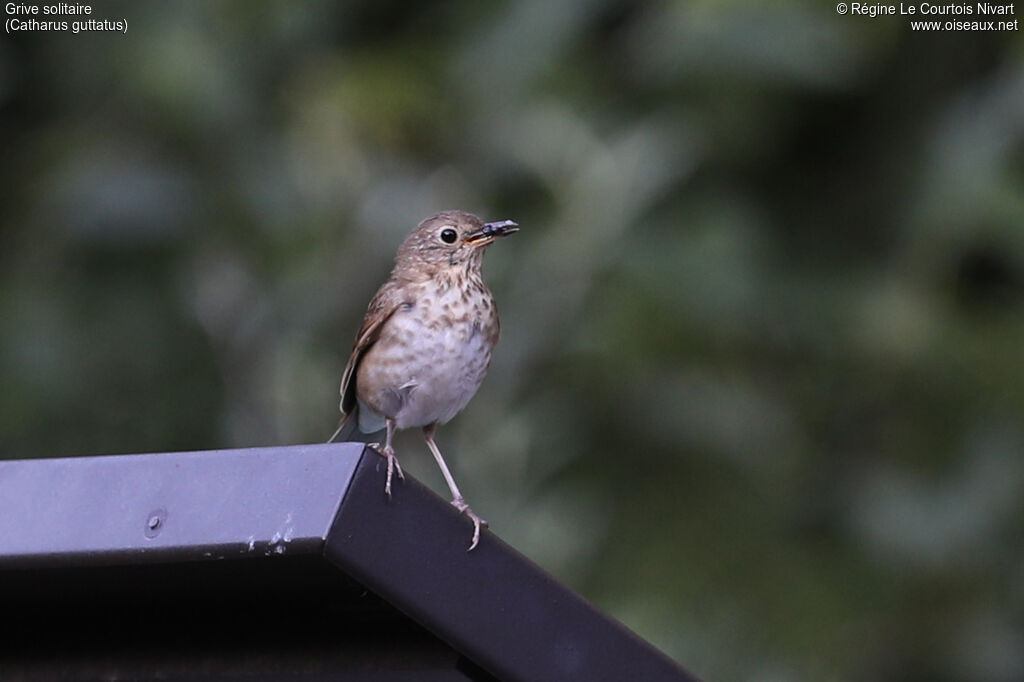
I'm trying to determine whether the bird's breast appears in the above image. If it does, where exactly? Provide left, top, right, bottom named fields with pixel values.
left=356, top=279, right=499, bottom=428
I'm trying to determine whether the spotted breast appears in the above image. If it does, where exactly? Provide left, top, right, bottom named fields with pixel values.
left=355, top=271, right=499, bottom=431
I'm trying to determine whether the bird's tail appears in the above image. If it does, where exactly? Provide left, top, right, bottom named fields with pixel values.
left=327, top=412, right=358, bottom=443
left=327, top=409, right=385, bottom=444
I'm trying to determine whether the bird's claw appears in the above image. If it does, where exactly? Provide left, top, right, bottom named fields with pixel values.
left=368, top=443, right=404, bottom=497
left=452, top=497, right=487, bottom=551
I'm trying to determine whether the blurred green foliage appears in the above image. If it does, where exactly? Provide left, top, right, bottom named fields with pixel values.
left=2, top=1, right=1023, bottom=680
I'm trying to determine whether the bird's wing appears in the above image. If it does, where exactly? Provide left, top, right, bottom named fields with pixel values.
left=339, top=282, right=402, bottom=417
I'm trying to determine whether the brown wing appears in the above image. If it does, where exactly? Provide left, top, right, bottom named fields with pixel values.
left=339, top=282, right=402, bottom=416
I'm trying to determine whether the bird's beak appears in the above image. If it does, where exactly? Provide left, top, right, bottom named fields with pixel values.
left=464, top=219, right=519, bottom=247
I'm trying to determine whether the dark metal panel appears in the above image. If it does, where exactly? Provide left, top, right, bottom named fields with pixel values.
left=324, top=454, right=699, bottom=682
left=0, top=443, right=362, bottom=567
left=0, top=556, right=492, bottom=681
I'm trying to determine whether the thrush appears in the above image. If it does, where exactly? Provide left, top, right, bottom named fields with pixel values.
left=329, top=210, right=519, bottom=550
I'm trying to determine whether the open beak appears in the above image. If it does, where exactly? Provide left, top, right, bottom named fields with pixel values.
left=464, top=219, right=519, bottom=247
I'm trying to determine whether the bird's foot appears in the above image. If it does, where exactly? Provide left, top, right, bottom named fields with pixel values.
left=451, top=497, right=488, bottom=551
left=368, top=443, right=404, bottom=497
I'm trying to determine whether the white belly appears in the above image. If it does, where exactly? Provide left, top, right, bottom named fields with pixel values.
left=357, top=288, right=495, bottom=430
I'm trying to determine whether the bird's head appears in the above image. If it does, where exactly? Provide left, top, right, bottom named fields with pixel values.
left=395, top=210, right=519, bottom=275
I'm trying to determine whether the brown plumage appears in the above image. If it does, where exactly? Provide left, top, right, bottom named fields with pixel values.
left=330, top=210, right=518, bottom=550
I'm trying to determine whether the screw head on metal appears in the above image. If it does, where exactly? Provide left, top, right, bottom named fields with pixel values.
left=144, top=508, right=167, bottom=539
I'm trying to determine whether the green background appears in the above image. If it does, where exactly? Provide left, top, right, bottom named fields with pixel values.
left=2, top=2, right=1023, bottom=680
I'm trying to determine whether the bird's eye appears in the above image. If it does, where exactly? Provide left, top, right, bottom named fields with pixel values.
left=440, top=228, right=458, bottom=244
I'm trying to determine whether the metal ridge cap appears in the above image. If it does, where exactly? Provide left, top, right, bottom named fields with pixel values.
left=0, top=443, right=364, bottom=568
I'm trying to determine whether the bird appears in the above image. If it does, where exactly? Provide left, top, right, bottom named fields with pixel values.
left=329, top=210, right=519, bottom=550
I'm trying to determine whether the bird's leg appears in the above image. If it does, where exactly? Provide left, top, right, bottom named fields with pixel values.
left=423, top=424, right=487, bottom=551
left=368, top=418, right=403, bottom=497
